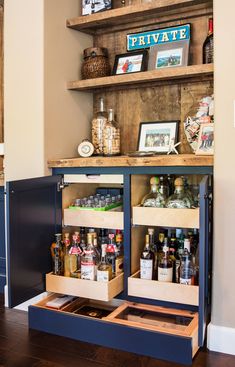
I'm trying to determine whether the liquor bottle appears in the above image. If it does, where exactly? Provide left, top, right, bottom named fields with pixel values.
left=99, top=228, right=108, bottom=247
left=91, top=97, right=108, bottom=156
left=169, top=235, right=177, bottom=282
left=203, top=17, right=213, bottom=64
left=156, top=229, right=165, bottom=260
left=103, top=108, right=121, bottom=156
left=159, top=176, right=169, bottom=198
left=50, top=234, right=64, bottom=276
left=148, top=228, right=158, bottom=279
left=69, top=234, right=83, bottom=278
left=141, top=177, right=166, bottom=208
left=175, top=229, right=185, bottom=283
left=166, top=177, right=193, bottom=209
left=115, top=229, right=124, bottom=275
left=80, top=227, right=87, bottom=251
left=97, top=244, right=112, bottom=282
left=63, top=233, right=71, bottom=277
left=81, top=233, right=97, bottom=281
left=106, top=233, right=116, bottom=274
left=158, top=238, right=173, bottom=283
left=179, top=239, right=195, bottom=285
left=140, top=234, right=154, bottom=280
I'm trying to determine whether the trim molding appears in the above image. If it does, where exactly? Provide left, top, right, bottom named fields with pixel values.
left=207, top=323, right=235, bottom=356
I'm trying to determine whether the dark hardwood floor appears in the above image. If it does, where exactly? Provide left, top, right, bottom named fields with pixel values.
left=0, top=295, right=234, bottom=367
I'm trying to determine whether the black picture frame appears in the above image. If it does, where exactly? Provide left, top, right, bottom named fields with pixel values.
left=112, top=50, right=148, bottom=75
left=137, top=121, right=179, bottom=154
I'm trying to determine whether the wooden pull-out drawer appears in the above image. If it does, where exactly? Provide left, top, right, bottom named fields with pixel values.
left=64, top=207, right=124, bottom=230
left=29, top=295, right=199, bottom=365
left=132, top=206, right=200, bottom=229
left=128, top=271, right=199, bottom=306
left=46, top=272, right=124, bottom=302
left=64, top=174, right=124, bottom=184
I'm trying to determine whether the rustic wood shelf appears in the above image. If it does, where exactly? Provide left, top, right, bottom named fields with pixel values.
left=67, top=0, right=213, bottom=35
left=68, top=64, right=213, bottom=92
left=48, top=154, right=213, bottom=168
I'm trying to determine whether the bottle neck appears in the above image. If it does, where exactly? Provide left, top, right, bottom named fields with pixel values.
left=108, top=109, right=114, bottom=122
left=175, top=185, right=184, bottom=194
left=151, top=184, right=158, bottom=193
left=208, top=18, right=213, bottom=35
left=99, top=98, right=105, bottom=113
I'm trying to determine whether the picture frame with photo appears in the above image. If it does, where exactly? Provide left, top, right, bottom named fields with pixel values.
left=82, top=0, right=112, bottom=16
left=148, top=40, right=189, bottom=70
left=137, top=121, right=179, bottom=154
left=195, top=123, right=214, bottom=155
left=112, top=50, right=148, bottom=75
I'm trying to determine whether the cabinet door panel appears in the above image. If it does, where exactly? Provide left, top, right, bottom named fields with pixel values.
left=199, top=175, right=210, bottom=346
left=6, top=176, right=62, bottom=307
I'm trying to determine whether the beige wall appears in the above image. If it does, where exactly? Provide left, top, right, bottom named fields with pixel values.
left=4, top=0, right=44, bottom=181
left=44, top=0, right=93, bottom=175
left=213, top=0, right=235, bottom=328
left=4, top=0, right=93, bottom=181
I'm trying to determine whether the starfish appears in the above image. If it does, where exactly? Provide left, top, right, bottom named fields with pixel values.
left=167, top=141, right=181, bottom=155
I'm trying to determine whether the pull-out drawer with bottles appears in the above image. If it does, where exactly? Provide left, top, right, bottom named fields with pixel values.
left=29, top=292, right=199, bottom=365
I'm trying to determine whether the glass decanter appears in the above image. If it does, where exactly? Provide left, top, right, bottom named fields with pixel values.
left=141, top=176, right=166, bottom=208
left=166, top=177, right=193, bottom=209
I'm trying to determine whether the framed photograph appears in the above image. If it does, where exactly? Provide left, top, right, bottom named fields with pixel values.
left=137, top=121, right=179, bottom=154
left=112, top=50, right=148, bottom=75
left=82, top=0, right=112, bottom=16
left=195, top=123, right=214, bottom=155
left=148, top=41, right=189, bottom=70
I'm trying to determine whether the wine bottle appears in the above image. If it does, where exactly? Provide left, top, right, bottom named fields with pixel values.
left=203, top=17, right=213, bottom=64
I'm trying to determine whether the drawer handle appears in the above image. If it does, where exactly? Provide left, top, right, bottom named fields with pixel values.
left=85, top=175, right=101, bottom=180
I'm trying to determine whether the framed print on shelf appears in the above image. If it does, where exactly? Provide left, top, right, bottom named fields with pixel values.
left=112, top=50, right=148, bottom=75
left=195, top=123, right=214, bottom=155
left=148, top=41, right=189, bottom=70
left=137, top=121, right=179, bottom=154
left=82, top=0, right=112, bottom=16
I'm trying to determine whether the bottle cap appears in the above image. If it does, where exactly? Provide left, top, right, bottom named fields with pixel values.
left=148, top=228, right=154, bottom=235
left=150, top=176, right=159, bottom=185
left=174, top=177, right=184, bottom=187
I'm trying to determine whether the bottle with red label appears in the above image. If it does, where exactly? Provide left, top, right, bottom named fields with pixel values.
left=81, top=233, right=98, bottom=280
left=106, top=233, right=116, bottom=274
left=69, top=234, right=83, bottom=278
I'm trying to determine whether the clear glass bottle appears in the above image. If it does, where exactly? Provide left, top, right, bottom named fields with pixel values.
left=140, top=234, right=154, bottom=280
left=179, top=239, right=195, bottom=285
left=91, top=97, right=107, bottom=156
left=141, top=176, right=166, bottom=208
left=63, top=233, right=71, bottom=277
left=166, top=177, right=193, bottom=209
left=97, top=244, right=112, bottom=282
left=81, top=233, right=98, bottom=280
left=158, top=238, right=173, bottom=283
left=68, top=234, right=83, bottom=278
left=103, top=109, right=121, bottom=156
left=50, top=234, right=64, bottom=276
left=175, top=229, right=185, bottom=283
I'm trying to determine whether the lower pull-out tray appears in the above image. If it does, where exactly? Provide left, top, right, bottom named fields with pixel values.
left=29, top=293, right=199, bottom=365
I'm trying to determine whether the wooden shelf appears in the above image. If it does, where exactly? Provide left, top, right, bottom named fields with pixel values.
left=67, top=64, right=213, bottom=92
left=67, top=0, right=213, bottom=35
left=48, top=154, right=213, bottom=168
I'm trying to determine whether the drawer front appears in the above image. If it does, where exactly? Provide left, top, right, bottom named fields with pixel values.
left=64, top=174, right=124, bottom=184
left=128, top=271, right=199, bottom=306
left=132, top=206, right=200, bottom=229
left=29, top=304, right=194, bottom=365
left=46, top=273, right=124, bottom=302
left=64, top=208, right=124, bottom=230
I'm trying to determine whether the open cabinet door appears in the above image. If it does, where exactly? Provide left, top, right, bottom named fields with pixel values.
left=6, top=175, right=62, bottom=308
left=199, top=175, right=211, bottom=346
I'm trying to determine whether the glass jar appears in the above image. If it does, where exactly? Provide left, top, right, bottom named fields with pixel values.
left=103, top=109, right=121, bottom=156
left=91, top=97, right=107, bottom=155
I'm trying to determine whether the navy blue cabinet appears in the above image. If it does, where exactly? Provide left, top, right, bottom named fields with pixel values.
left=0, top=186, right=6, bottom=293
left=6, top=167, right=212, bottom=365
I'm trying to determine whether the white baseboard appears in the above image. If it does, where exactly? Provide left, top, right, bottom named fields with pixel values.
left=207, top=323, right=235, bottom=356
